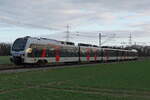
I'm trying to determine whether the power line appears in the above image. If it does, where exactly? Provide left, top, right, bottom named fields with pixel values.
left=70, top=31, right=107, bottom=38
left=101, top=34, right=116, bottom=45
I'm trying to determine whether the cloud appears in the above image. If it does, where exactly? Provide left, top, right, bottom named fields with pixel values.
left=0, top=0, right=150, bottom=44
left=0, top=0, right=149, bottom=27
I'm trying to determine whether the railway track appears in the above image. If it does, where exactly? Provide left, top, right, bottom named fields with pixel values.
left=0, top=60, right=140, bottom=73
left=0, top=62, right=101, bottom=73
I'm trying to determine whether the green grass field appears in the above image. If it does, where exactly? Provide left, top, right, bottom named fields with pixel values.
left=0, top=60, right=150, bottom=100
left=0, top=56, right=11, bottom=64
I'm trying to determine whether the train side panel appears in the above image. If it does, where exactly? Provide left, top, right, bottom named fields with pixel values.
left=11, top=36, right=138, bottom=65
left=79, top=46, right=103, bottom=62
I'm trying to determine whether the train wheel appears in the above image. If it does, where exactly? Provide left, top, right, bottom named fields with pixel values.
left=37, top=60, right=47, bottom=66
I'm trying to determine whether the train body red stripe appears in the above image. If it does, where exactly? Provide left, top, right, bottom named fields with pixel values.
left=55, top=47, right=60, bottom=62
left=86, top=48, right=90, bottom=61
left=41, top=48, right=46, bottom=57
left=56, top=56, right=60, bottom=62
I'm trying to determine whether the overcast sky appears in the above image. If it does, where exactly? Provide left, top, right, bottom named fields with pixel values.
left=0, top=0, right=150, bottom=46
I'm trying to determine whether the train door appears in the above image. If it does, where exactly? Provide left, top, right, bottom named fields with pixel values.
left=55, top=46, right=60, bottom=62
left=125, top=51, right=127, bottom=60
left=94, top=49, right=97, bottom=61
left=106, top=50, right=109, bottom=61
left=86, top=48, right=90, bottom=61
left=78, top=46, right=81, bottom=62
left=94, top=48, right=102, bottom=62
left=103, top=49, right=109, bottom=62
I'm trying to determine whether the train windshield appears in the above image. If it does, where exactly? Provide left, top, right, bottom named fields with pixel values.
left=12, top=38, right=27, bottom=51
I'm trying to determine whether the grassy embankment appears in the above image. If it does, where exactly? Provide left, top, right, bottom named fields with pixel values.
left=0, top=56, right=11, bottom=64
left=0, top=59, right=150, bottom=99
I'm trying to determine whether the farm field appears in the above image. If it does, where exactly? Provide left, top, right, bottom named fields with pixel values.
left=0, top=60, right=150, bottom=100
left=0, top=56, right=11, bottom=64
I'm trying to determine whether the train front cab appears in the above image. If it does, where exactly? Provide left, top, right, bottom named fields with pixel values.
left=10, top=37, right=28, bottom=65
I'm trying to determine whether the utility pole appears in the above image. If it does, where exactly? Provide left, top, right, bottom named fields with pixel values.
left=99, top=33, right=101, bottom=47
left=129, top=33, right=132, bottom=46
left=66, top=25, right=70, bottom=42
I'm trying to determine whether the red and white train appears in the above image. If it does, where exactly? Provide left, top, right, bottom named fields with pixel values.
left=10, top=36, right=138, bottom=65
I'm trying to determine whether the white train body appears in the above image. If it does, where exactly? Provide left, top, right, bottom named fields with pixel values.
left=10, top=36, right=138, bottom=65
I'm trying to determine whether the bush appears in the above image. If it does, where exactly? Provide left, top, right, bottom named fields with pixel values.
left=0, top=43, right=11, bottom=56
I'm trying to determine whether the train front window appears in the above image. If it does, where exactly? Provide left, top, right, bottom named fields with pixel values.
left=12, top=38, right=27, bottom=51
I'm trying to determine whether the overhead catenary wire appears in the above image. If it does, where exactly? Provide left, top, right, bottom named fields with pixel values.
left=1, top=10, right=148, bottom=46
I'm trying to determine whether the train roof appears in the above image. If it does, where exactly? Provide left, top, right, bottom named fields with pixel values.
left=21, top=36, right=76, bottom=46
left=18, top=36, right=138, bottom=52
left=78, top=43, right=98, bottom=47
left=102, top=48, right=137, bottom=52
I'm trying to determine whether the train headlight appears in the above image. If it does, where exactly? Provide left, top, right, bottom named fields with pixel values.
left=26, top=48, right=32, bottom=53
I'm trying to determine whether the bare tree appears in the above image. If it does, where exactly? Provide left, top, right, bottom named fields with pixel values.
left=0, top=43, right=11, bottom=56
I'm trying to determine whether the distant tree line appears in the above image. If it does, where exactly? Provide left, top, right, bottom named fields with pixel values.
left=0, top=43, right=11, bottom=56
left=130, top=45, right=150, bottom=57
left=101, top=45, right=150, bottom=57
left=0, top=42, right=150, bottom=57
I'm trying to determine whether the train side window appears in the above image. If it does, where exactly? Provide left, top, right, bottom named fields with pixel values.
left=66, top=48, right=71, bottom=57
left=109, top=50, right=113, bottom=57
left=73, top=47, right=78, bottom=57
left=69, top=47, right=73, bottom=57
left=60, top=46, right=67, bottom=57
left=97, top=49, right=102, bottom=56
left=90, top=49, right=95, bottom=57
left=32, top=44, right=40, bottom=57
left=69, top=47, right=76, bottom=57
left=71, top=47, right=77, bottom=57
left=119, top=51, right=122, bottom=57
left=47, top=46, right=55, bottom=57
left=74, top=47, right=78, bottom=57
left=80, top=48, right=86, bottom=57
